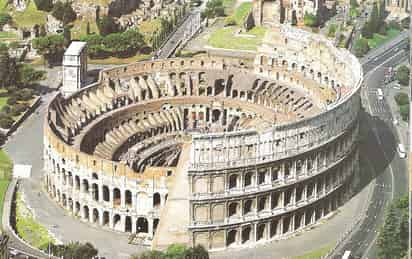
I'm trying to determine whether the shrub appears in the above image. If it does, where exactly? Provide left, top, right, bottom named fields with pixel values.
left=1, top=105, right=11, bottom=113
left=52, top=1, right=77, bottom=25
left=0, top=13, right=12, bottom=27
left=303, top=13, right=318, bottom=27
left=16, top=88, right=35, bottom=101
left=353, top=38, right=370, bottom=57
left=10, top=103, right=29, bottom=116
left=394, top=92, right=409, bottom=106
left=395, top=65, right=410, bottom=86
left=6, top=96, right=17, bottom=105
left=0, top=114, right=14, bottom=129
left=33, top=0, right=53, bottom=11
left=399, top=104, right=409, bottom=121
left=97, top=16, right=119, bottom=36
left=224, top=16, right=236, bottom=26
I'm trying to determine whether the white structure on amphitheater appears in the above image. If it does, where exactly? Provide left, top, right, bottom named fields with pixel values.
left=44, top=25, right=363, bottom=250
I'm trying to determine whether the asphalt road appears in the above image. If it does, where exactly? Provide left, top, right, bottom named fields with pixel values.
left=331, top=42, right=409, bottom=259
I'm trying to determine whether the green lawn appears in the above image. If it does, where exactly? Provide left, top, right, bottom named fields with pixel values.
left=232, top=2, right=252, bottom=25
left=0, top=97, right=8, bottom=112
left=15, top=192, right=55, bottom=249
left=0, top=149, right=12, bottom=229
left=138, top=18, right=162, bottom=45
left=367, top=28, right=401, bottom=49
left=208, top=26, right=266, bottom=51
left=11, top=0, right=47, bottom=28
left=293, top=244, right=333, bottom=259
left=0, top=31, right=17, bottom=40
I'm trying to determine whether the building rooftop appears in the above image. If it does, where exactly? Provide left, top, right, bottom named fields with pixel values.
left=64, top=41, right=87, bottom=56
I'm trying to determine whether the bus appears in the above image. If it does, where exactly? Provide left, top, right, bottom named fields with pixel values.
left=397, top=143, right=406, bottom=158
left=342, top=250, right=351, bottom=259
left=377, top=88, right=383, bottom=100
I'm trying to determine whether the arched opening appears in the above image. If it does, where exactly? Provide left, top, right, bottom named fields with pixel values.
left=74, top=176, right=80, bottom=190
left=232, top=90, right=238, bottom=98
left=212, top=109, right=221, bottom=123
left=68, top=172, right=73, bottom=186
left=153, top=192, right=161, bottom=208
left=207, top=87, right=213, bottom=96
left=82, top=179, right=89, bottom=194
left=92, top=208, right=99, bottom=223
left=153, top=219, right=160, bottom=235
left=103, top=211, right=110, bottom=226
left=92, top=173, right=98, bottom=180
left=243, top=199, right=253, bottom=215
left=83, top=206, right=89, bottom=221
left=103, top=185, right=110, bottom=202
left=62, top=194, right=67, bottom=207
left=75, top=202, right=80, bottom=216
left=229, top=174, right=239, bottom=189
left=137, top=217, right=148, bottom=233
left=258, top=196, right=267, bottom=212
left=228, top=202, right=239, bottom=217
left=241, top=226, right=252, bottom=244
left=227, top=230, right=237, bottom=246
left=113, top=214, right=121, bottom=230
left=92, top=183, right=99, bottom=201
left=125, top=190, right=132, bottom=207
left=244, top=172, right=253, bottom=187
left=257, top=224, right=266, bottom=241
left=113, top=188, right=121, bottom=206
left=270, top=220, right=278, bottom=237
left=125, top=216, right=132, bottom=232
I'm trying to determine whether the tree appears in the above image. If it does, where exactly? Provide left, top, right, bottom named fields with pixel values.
left=203, top=0, right=224, bottom=18
left=63, top=26, right=71, bottom=47
left=130, top=250, right=164, bottom=259
left=395, top=65, right=410, bottom=86
left=86, top=21, right=91, bottom=35
left=0, top=44, right=17, bottom=88
left=394, top=92, right=409, bottom=105
left=33, top=0, right=53, bottom=11
left=353, top=38, right=369, bottom=57
left=327, top=24, right=337, bottom=37
left=52, top=1, right=77, bottom=25
left=97, top=16, right=118, bottom=36
left=303, top=13, right=318, bottom=27
left=50, top=242, right=98, bottom=259
left=0, top=114, right=14, bottom=129
left=16, top=65, right=45, bottom=87
left=291, top=11, right=297, bottom=26
left=0, top=13, right=11, bottom=27
left=399, top=104, right=409, bottom=121
left=32, top=34, right=65, bottom=64
left=350, top=0, right=358, bottom=7
left=377, top=205, right=403, bottom=258
left=361, top=22, right=373, bottom=38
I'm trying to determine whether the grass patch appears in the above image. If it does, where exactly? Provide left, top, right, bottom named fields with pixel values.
left=15, top=192, right=55, bottom=249
left=0, top=96, right=8, bottom=111
left=367, top=28, right=400, bottom=49
left=0, top=31, right=17, bottom=40
left=0, top=149, right=12, bottom=229
left=293, top=244, right=333, bottom=259
left=208, top=26, right=266, bottom=51
left=88, top=53, right=151, bottom=65
left=11, top=0, right=47, bottom=28
left=232, top=2, right=252, bottom=25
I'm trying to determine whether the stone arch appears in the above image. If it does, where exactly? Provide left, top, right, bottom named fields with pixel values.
left=82, top=179, right=89, bottom=193
left=125, top=190, right=132, bottom=206
left=103, top=185, right=110, bottom=202
left=113, top=188, right=121, bottom=206
left=241, top=226, right=252, bottom=244
left=257, top=224, right=266, bottom=241
left=153, top=218, right=160, bottom=235
left=92, top=183, right=99, bottom=201
left=113, top=214, right=121, bottom=230
left=227, top=229, right=238, bottom=246
left=102, top=211, right=110, bottom=226
left=92, top=208, right=99, bottom=223
left=243, top=199, right=254, bottom=215
left=228, top=202, right=239, bottom=217
left=229, top=174, right=239, bottom=189
left=83, top=205, right=90, bottom=221
left=244, top=172, right=254, bottom=187
left=125, top=216, right=132, bottom=232
left=75, top=175, right=80, bottom=190
left=137, top=217, right=148, bottom=233
left=74, top=202, right=80, bottom=216
left=153, top=192, right=161, bottom=208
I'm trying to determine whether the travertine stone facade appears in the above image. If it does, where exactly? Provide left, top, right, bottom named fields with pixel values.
left=44, top=25, right=362, bottom=250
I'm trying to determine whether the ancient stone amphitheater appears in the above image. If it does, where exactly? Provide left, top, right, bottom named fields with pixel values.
left=44, top=25, right=362, bottom=251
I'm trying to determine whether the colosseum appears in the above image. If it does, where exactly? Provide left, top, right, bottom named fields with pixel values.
left=44, top=25, right=362, bottom=251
